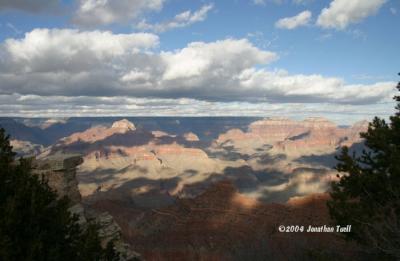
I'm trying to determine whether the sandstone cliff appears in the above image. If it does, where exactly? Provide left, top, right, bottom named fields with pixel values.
left=216, top=117, right=366, bottom=156
left=32, top=154, right=141, bottom=261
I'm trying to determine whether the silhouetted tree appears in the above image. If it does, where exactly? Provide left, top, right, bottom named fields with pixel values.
left=328, top=74, right=400, bottom=259
left=0, top=128, right=117, bottom=260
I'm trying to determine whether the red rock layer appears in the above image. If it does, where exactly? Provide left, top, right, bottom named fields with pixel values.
left=91, top=181, right=361, bottom=260
left=217, top=117, right=368, bottom=154
left=62, top=119, right=136, bottom=145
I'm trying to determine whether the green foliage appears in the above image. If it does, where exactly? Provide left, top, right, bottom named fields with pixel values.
left=328, top=75, right=400, bottom=259
left=0, top=128, right=117, bottom=260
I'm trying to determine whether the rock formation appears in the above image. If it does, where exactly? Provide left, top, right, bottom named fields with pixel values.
left=183, top=132, right=200, bottom=142
left=111, top=119, right=136, bottom=132
left=11, top=139, right=44, bottom=157
left=32, top=155, right=141, bottom=260
left=32, top=154, right=83, bottom=204
left=60, top=119, right=137, bottom=145
left=216, top=117, right=367, bottom=156
left=40, top=118, right=68, bottom=129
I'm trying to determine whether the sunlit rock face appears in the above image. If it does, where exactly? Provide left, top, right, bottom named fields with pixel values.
left=215, top=117, right=343, bottom=154
left=111, top=119, right=136, bottom=131
left=249, top=117, right=309, bottom=142
left=183, top=132, right=199, bottom=142
left=40, top=118, right=68, bottom=129
left=11, top=139, right=44, bottom=157
left=215, top=117, right=367, bottom=157
left=45, top=120, right=228, bottom=202
left=59, top=119, right=137, bottom=145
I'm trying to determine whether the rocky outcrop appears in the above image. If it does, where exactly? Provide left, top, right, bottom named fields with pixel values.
left=60, top=119, right=137, bottom=145
left=32, top=155, right=142, bottom=260
left=249, top=117, right=309, bottom=142
left=111, top=119, right=136, bottom=132
left=40, top=118, right=68, bottom=129
left=151, top=130, right=170, bottom=138
left=86, top=210, right=141, bottom=260
left=11, top=139, right=44, bottom=157
left=183, top=132, right=199, bottom=142
left=32, top=154, right=83, bottom=204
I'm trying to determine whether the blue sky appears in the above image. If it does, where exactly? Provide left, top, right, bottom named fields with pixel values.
left=0, top=0, right=399, bottom=123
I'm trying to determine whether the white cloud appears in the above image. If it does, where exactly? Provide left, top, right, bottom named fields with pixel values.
left=137, top=4, right=214, bottom=33
left=0, top=94, right=394, bottom=124
left=160, top=39, right=277, bottom=81
left=390, top=7, right=397, bottom=15
left=253, top=0, right=266, bottom=6
left=0, top=0, right=59, bottom=13
left=317, top=0, right=387, bottom=29
left=236, top=69, right=394, bottom=104
left=1, top=29, right=159, bottom=74
left=120, top=70, right=151, bottom=83
left=275, top=10, right=312, bottom=30
left=0, top=29, right=396, bottom=108
left=73, top=0, right=165, bottom=26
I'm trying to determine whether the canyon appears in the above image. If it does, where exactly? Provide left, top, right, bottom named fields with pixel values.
left=1, top=117, right=368, bottom=260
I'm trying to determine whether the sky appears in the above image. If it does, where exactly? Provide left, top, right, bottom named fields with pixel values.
left=0, top=0, right=399, bottom=123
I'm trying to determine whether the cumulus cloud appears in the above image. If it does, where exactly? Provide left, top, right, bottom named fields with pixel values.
left=275, top=11, right=312, bottom=30
left=0, top=28, right=395, bottom=107
left=137, top=4, right=214, bottom=33
left=0, top=0, right=59, bottom=13
left=317, top=0, right=387, bottom=29
left=1, top=29, right=159, bottom=73
left=160, top=39, right=276, bottom=82
left=73, top=0, right=165, bottom=26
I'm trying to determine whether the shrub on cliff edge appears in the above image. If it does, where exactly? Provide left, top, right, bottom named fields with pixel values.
left=0, top=128, right=117, bottom=261
left=328, top=75, right=400, bottom=259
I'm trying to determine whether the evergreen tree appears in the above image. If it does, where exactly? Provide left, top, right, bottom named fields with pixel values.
left=0, top=128, right=118, bottom=260
left=328, top=74, right=400, bottom=259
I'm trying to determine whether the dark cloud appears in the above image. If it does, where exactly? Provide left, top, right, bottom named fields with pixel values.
left=0, top=0, right=60, bottom=13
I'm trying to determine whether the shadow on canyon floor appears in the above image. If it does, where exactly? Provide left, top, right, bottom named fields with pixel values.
left=89, top=179, right=364, bottom=261
left=84, top=176, right=181, bottom=209
left=81, top=157, right=334, bottom=210
left=294, top=141, right=365, bottom=169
